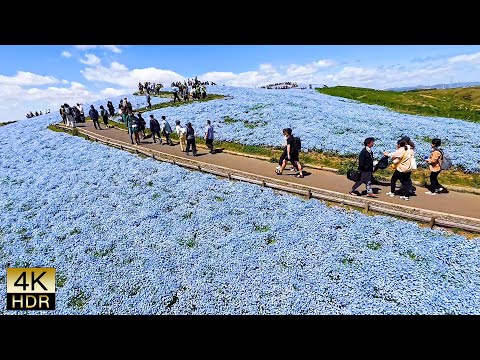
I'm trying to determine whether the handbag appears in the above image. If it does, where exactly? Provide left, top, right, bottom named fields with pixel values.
left=347, top=170, right=361, bottom=182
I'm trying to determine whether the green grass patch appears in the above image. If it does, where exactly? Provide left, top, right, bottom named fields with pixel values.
left=223, top=116, right=240, bottom=124
left=254, top=224, right=270, bottom=232
left=69, top=227, right=81, bottom=236
left=317, top=85, right=480, bottom=123
left=404, top=249, right=423, bottom=261
left=214, top=196, right=224, bottom=202
left=146, top=180, right=153, bottom=187
left=182, top=212, right=193, bottom=219
left=341, top=257, right=355, bottom=265
left=67, top=290, right=89, bottom=309
left=243, top=120, right=267, bottom=128
left=56, top=274, right=67, bottom=288
left=367, top=242, right=382, bottom=250
left=266, top=235, right=277, bottom=245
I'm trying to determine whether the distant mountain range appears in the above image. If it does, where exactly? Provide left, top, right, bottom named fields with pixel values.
left=388, top=81, right=480, bottom=92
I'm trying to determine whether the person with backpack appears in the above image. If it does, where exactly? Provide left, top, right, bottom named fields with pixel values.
left=125, top=110, right=136, bottom=144
left=276, top=128, right=299, bottom=173
left=275, top=128, right=304, bottom=178
left=425, top=138, right=447, bottom=195
left=160, top=115, right=173, bottom=145
left=204, top=120, right=215, bottom=154
left=185, top=122, right=197, bottom=156
left=64, top=103, right=76, bottom=128
left=175, top=120, right=187, bottom=151
left=137, top=112, right=147, bottom=139
left=107, top=101, right=115, bottom=117
left=89, top=105, right=102, bottom=130
left=100, top=105, right=109, bottom=128
left=149, top=115, right=162, bottom=144
left=349, top=137, right=377, bottom=197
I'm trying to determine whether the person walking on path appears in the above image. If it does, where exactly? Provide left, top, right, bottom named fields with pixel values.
left=349, top=137, right=377, bottom=198
left=89, top=105, right=102, bottom=130
left=175, top=120, right=187, bottom=151
left=185, top=122, right=197, bottom=156
left=64, top=103, right=76, bottom=128
left=276, top=128, right=299, bottom=173
left=137, top=112, right=147, bottom=139
left=146, top=93, right=152, bottom=109
left=100, top=105, right=109, bottom=128
left=384, top=140, right=414, bottom=201
left=276, top=128, right=304, bottom=178
left=425, top=138, right=444, bottom=195
left=172, top=86, right=181, bottom=103
left=205, top=120, right=215, bottom=154
left=149, top=115, right=162, bottom=144
left=126, top=110, right=136, bottom=144
left=160, top=115, right=173, bottom=145
left=76, top=103, right=85, bottom=122
left=107, top=101, right=115, bottom=117
left=60, top=105, right=66, bottom=124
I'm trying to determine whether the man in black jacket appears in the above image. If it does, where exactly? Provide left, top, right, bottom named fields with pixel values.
left=89, top=105, right=101, bottom=130
left=349, top=137, right=377, bottom=198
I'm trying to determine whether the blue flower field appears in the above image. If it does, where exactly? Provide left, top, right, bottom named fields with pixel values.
left=1, top=95, right=479, bottom=314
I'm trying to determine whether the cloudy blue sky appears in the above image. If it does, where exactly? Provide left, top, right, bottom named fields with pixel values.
left=1, top=45, right=480, bottom=122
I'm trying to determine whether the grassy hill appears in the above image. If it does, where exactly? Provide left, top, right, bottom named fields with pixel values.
left=317, top=86, right=480, bottom=123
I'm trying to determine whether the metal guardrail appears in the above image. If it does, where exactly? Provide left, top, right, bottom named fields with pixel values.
left=54, top=123, right=480, bottom=234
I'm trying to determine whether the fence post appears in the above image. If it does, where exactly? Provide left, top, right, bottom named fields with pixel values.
left=429, top=216, right=436, bottom=229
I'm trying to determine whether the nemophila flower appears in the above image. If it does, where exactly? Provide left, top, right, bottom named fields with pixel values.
left=1, top=91, right=480, bottom=315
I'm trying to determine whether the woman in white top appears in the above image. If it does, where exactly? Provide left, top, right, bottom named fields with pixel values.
left=383, top=139, right=414, bottom=200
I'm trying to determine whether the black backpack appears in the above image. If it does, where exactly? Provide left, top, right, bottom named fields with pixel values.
left=293, top=136, right=301, bottom=151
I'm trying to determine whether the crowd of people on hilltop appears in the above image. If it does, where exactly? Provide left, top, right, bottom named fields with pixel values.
left=26, top=109, right=50, bottom=118
left=260, top=82, right=299, bottom=90
left=170, top=77, right=211, bottom=103
left=138, top=82, right=164, bottom=95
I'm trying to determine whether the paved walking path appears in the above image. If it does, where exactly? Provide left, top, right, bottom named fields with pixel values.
left=67, top=121, right=480, bottom=221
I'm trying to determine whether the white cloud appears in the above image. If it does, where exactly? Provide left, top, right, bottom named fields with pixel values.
left=80, top=54, right=101, bottom=66
left=74, top=45, right=122, bottom=53
left=0, top=71, right=59, bottom=86
left=286, top=59, right=336, bottom=77
left=74, top=45, right=98, bottom=51
left=448, top=52, right=480, bottom=64
left=102, top=45, right=122, bottom=54
left=61, top=79, right=69, bottom=84
left=0, top=82, right=128, bottom=122
left=81, top=62, right=184, bottom=88
left=61, top=51, right=72, bottom=58
left=100, top=87, right=127, bottom=97
left=323, top=65, right=451, bottom=89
